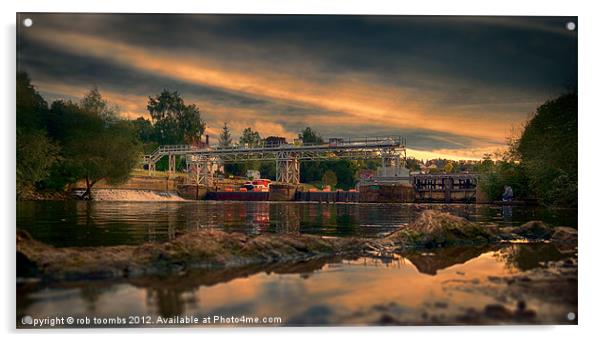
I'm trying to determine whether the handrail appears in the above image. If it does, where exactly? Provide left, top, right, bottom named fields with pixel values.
left=142, top=136, right=405, bottom=165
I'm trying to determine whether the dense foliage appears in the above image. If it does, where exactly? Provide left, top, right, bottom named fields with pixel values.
left=16, top=72, right=141, bottom=199
left=16, top=72, right=60, bottom=196
left=147, top=90, right=206, bottom=145
left=478, top=92, right=577, bottom=207
left=516, top=92, right=577, bottom=207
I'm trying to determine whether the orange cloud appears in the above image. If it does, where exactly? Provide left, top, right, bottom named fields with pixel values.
left=28, top=29, right=523, bottom=148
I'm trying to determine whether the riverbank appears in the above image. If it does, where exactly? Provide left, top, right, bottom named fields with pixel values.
left=17, top=210, right=577, bottom=281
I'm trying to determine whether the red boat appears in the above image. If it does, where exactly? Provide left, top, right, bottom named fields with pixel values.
left=240, top=179, right=271, bottom=192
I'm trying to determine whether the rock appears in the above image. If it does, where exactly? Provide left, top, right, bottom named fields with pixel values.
left=387, top=210, right=497, bottom=248
left=483, top=304, right=513, bottom=319
left=19, top=211, right=569, bottom=282
left=496, top=227, right=520, bottom=241
left=378, top=314, right=400, bottom=325
left=511, top=221, right=553, bottom=240
left=17, top=229, right=366, bottom=281
left=551, top=226, right=578, bottom=245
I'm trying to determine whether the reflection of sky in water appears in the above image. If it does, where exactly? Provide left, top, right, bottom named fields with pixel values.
left=17, top=245, right=574, bottom=326
left=17, top=201, right=576, bottom=325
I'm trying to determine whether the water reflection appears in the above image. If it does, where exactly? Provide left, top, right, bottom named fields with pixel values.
left=17, top=242, right=574, bottom=326
left=17, top=201, right=578, bottom=247
left=403, top=245, right=500, bottom=275
left=494, top=243, right=568, bottom=271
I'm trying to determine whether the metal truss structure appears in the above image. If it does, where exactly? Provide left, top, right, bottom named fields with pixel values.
left=143, top=136, right=406, bottom=185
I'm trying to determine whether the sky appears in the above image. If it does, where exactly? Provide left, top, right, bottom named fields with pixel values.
left=17, top=14, right=577, bottom=160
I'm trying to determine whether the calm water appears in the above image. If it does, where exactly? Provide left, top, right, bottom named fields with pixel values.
left=17, top=201, right=577, bottom=247
left=16, top=201, right=577, bottom=326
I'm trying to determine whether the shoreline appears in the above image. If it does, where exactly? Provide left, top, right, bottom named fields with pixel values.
left=17, top=210, right=577, bottom=282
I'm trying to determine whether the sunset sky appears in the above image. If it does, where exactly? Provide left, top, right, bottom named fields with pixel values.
left=17, top=14, right=577, bottom=160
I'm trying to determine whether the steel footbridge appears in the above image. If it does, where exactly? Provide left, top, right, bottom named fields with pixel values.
left=142, top=136, right=406, bottom=185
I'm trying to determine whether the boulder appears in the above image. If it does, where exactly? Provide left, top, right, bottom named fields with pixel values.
left=511, top=221, right=553, bottom=240
left=550, top=226, right=578, bottom=247
left=387, top=210, right=496, bottom=248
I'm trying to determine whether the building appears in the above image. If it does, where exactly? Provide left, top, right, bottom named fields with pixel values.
left=264, top=136, right=287, bottom=147
left=246, top=169, right=261, bottom=180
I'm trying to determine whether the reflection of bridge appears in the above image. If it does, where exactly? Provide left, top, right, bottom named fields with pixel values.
left=142, top=136, right=406, bottom=185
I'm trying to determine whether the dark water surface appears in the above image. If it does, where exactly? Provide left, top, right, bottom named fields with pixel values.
left=17, top=201, right=577, bottom=247
left=16, top=201, right=578, bottom=326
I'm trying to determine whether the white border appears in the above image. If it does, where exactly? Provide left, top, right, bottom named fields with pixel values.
left=2, top=1, right=600, bottom=341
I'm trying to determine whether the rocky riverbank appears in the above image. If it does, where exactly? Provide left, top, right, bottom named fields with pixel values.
left=17, top=210, right=577, bottom=281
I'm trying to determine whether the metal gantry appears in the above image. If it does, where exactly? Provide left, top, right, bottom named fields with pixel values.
left=143, top=136, right=406, bottom=185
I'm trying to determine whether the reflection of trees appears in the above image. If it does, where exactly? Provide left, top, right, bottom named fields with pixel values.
left=334, top=205, right=360, bottom=237
left=18, top=256, right=342, bottom=317
left=16, top=282, right=38, bottom=317
left=79, top=284, right=116, bottom=313
left=495, top=243, right=568, bottom=271
left=404, top=245, right=498, bottom=275
left=404, top=243, right=572, bottom=275
left=299, top=203, right=364, bottom=237
left=145, top=288, right=190, bottom=317
left=139, top=256, right=341, bottom=316
left=269, top=204, right=300, bottom=233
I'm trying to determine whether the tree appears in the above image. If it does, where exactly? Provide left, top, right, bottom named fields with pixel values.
left=17, top=129, right=60, bottom=197
left=147, top=89, right=206, bottom=144
left=322, top=170, right=338, bottom=189
left=444, top=162, right=454, bottom=173
left=68, top=120, right=141, bottom=199
left=47, top=90, right=141, bottom=199
left=80, top=87, right=118, bottom=123
left=299, top=127, right=325, bottom=184
left=131, top=117, right=159, bottom=154
left=239, top=127, right=261, bottom=147
left=218, top=122, right=233, bottom=148
left=17, top=71, right=47, bottom=130
left=16, top=71, right=60, bottom=197
left=405, top=157, right=421, bottom=172
left=299, top=127, right=324, bottom=144
left=516, top=92, right=577, bottom=207
left=477, top=92, right=576, bottom=205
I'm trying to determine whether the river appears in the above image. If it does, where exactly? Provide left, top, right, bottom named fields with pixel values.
left=16, top=201, right=578, bottom=326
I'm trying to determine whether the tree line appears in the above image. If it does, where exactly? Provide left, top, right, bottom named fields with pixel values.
left=17, top=72, right=141, bottom=199
left=17, top=73, right=209, bottom=199
left=478, top=91, right=577, bottom=207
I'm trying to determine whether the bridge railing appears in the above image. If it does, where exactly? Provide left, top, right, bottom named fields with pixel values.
left=213, top=135, right=404, bottom=150
left=143, top=136, right=406, bottom=164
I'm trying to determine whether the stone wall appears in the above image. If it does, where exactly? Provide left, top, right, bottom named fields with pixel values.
left=269, top=183, right=298, bottom=201
left=358, top=183, right=415, bottom=203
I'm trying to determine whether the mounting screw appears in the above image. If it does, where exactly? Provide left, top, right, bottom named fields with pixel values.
left=566, top=21, right=576, bottom=31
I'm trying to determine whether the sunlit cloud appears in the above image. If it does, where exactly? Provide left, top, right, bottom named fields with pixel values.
left=28, top=30, right=521, bottom=142
left=19, top=14, right=576, bottom=159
